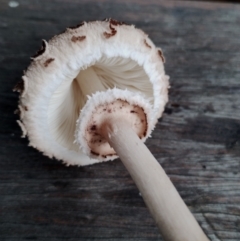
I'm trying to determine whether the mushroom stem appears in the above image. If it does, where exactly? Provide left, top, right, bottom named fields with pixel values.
left=100, top=117, right=209, bottom=241
left=75, top=67, right=106, bottom=102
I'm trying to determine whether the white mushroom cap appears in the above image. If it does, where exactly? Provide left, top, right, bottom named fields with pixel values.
left=14, top=19, right=169, bottom=166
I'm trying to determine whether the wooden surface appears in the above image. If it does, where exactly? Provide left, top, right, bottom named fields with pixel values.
left=0, top=0, right=240, bottom=240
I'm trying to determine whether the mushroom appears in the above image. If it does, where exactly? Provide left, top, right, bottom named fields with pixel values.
left=14, top=19, right=209, bottom=241
left=14, top=19, right=168, bottom=166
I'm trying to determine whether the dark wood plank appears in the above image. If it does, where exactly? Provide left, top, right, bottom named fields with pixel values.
left=0, top=0, right=240, bottom=240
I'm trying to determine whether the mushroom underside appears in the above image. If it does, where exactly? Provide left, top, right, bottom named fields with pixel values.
left=48, top=55, right=153, bottom=153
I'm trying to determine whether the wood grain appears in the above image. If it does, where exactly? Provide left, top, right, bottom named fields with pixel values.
left=0, top=0, right=240, bottom=240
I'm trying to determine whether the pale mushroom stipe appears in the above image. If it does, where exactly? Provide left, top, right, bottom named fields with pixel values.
left=14, top=19, right=210, bottom=241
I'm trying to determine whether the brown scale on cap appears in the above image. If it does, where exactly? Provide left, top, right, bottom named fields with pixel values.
left=144, top=39, right=152, bottom=49
left=109, top=18, right=125, bottom=26
left=71, top=35, right=86, bottom=43
left=32, top=40, right=47, bottom=58
left=85, top=99, right=148, bottom=159
left=103, top=19, right=122, bottom=39
left=103, top=29, right=117, bottom=38
left=68, top=22, right=85, bottom=30
left=44, top=58, right=55, bottom=67
left=13, top=79, right=24, bottom=94
left=103, top=18, right=125, bottom=26
left=158, top=49, right=165, bottom=63
left=14, top=109, right=20, bottom=115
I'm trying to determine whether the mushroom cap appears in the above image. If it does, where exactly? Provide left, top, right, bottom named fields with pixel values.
left=76, top=88, right=153, bottom=161
left=15, top=19, right=169, bottom=166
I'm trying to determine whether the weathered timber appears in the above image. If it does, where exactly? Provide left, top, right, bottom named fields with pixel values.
left=0, top=0, right=240, bottom=240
